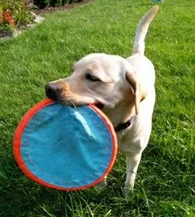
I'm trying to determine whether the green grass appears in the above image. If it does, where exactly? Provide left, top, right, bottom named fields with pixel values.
left=0, top=0, right=195, bottom=216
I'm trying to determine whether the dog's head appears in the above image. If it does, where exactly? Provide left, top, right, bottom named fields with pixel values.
left=45, top=54, right=145, bottom=125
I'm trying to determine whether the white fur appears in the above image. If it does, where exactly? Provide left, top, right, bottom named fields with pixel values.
left=46, top=6, right=159, bottom=197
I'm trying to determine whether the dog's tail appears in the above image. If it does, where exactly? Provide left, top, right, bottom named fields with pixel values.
left=132, top=6, right=159, bottom=55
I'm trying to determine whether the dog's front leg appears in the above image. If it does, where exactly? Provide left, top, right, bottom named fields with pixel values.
left=123, top=152, right=142, bottom=198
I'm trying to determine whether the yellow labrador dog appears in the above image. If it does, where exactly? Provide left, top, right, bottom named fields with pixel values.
left=45, top=6, right=159, bottom=196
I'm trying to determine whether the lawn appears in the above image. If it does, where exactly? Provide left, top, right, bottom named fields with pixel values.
left=0, top=0, right=195, bottom=216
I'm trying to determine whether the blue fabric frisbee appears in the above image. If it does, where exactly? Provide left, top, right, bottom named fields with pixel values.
left=13, top=99, right=117, bottom=190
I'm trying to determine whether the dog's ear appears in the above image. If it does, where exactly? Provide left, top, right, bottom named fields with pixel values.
left=125, top=72, right=146, bottom=115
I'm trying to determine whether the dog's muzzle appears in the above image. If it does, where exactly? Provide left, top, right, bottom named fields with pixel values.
left=45, top=83, right=105, bottom=110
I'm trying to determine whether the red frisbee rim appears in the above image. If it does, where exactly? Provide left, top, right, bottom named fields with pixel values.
left=13, top=98, right=117, bottom=191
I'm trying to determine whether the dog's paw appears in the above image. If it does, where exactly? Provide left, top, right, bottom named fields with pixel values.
left=122, top=187, right=134, bottom=201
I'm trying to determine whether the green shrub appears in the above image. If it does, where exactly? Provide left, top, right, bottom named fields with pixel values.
left=0, top=0, right=32, bottom=29
left=33, top=0, right=82, bottom=9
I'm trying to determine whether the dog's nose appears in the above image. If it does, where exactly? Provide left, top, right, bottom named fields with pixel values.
left=45, top=83, right=59, bottom=101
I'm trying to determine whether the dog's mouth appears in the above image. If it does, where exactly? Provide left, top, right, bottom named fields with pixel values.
left=45, top=82, right=105, bottom=109
left=95, top=102, right=104, bottom=110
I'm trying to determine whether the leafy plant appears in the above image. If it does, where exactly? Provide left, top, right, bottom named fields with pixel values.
left=0, top=0, right=32, bottom=29
left=33, top=0, right=50, bottom=9
left=33, top=0, right=82, bottom=9
left=2, top=9, right=15, bottom=27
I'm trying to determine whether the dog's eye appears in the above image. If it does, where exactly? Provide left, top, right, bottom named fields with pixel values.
left=85, top=73, right=101, bottom=82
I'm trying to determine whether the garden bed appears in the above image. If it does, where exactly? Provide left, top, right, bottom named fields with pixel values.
left=0, top=0, right=93, bottom=39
